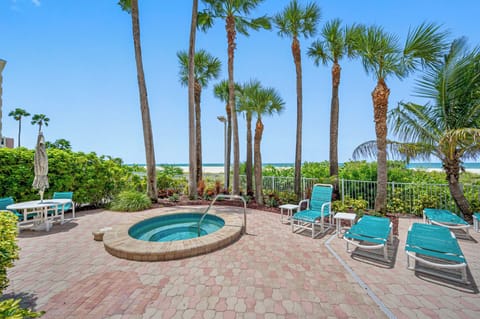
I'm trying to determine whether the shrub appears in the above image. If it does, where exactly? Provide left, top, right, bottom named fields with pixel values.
left=0, top=212, right=44, bottom=318
left=109, top=191, right=152, bottom=212
left=0, top=148, right=142, bottom=206
left=332, top=197, right=368, bottom=213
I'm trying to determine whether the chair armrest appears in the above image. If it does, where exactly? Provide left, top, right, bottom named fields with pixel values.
left=321, top=202, right=331, bottom=217
left=298, top=199, right=309, bottom=210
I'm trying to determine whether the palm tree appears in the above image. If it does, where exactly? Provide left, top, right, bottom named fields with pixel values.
left=307, top=19, right=362, bottom=199
left=187, top=0, right=199, bottom=199
left=238, top=80, right=284, bottom=204
left=199, top=0, right=271, bottom=195
left=0, top=59, right=6, bottom=147
left=177, top=50, right=221, bottom=183
left=237, top=82, right=254, bottom=196
left=213, top=80, right=241, bottom=192
left=118, top=0, right=157, bottom=201
left=354, top=23, right=447, bottom=212
left=8, top=108, right=30, bottom=147
left=355, top=39, right=480, bottom=220
left=274, top=0, right=321, bottom=199
left=31, top=114, right=50, bottom=133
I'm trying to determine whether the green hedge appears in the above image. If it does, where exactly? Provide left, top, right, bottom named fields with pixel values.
left=0, top=148, right=143, bottom=206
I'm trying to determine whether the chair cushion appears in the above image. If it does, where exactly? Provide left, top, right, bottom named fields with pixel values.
left=424, top=208, right=469, bottom=225
left=293, top=209, right=330, bottom=223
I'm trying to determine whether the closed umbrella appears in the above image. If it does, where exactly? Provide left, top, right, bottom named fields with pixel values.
left=32, top=132, right=49, bottom=202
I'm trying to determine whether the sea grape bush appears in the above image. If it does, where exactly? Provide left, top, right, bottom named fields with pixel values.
left=0, top=148, right=142, bottom=206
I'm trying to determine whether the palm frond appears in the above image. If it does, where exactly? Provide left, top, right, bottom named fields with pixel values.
left=352, top=140, right=436, bottom=161
left=307, top=40, right=329, bottom=66
left=402, top=22, right=448, bottom=73
left=274, top=0, right=320, bottom=39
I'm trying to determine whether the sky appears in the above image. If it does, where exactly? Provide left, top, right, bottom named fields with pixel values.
left=1, top=0, right=480, bottom=165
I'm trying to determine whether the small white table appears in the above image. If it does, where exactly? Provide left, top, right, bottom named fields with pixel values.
left=334, top=212, right=357, bottom=237
left=279, top=204, right=299, bottom=224
left=7, top=199, right=73, bottom=232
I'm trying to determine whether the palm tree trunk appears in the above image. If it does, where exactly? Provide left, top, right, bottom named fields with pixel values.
left=18, top=120, right=21, bottom=147
left=443, top=159, right=472, bottom=220
left=330, top=61, right=341, bottom=200
left=246, top=112, right=253, bottom=196
left=292, top=37, right=303, bottom=199
left=195, top=81, right=203, bottom=183
left=225, top=103, right=231, bottom=192
left=226, top=15, right=240, bottom=195
left=372, top=78, right=389, bottom=212
left=187, top=0, right=198, bottom=199
left=254, top=118, right=264, bottom=205
left=131, top=0, right=157, bottom=201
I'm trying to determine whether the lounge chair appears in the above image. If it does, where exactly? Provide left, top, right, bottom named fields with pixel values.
left=423, top=208, right=470, bottom=235
left=405, top=223, right=468, bottom=284
left=48, top=192, right=75, bottom=220
left=291, top=184, right=333, bottom=238
left=343, top=215, right=392, bottom=261
left=473, top=212, right=480, bottom=232
left=0, top=196, right=37, bottom=224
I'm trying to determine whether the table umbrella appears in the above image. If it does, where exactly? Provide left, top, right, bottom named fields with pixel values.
left=32, top=132, right=49, bottom=202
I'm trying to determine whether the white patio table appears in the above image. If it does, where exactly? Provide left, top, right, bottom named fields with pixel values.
left=7, top=198, right=73, bottom=231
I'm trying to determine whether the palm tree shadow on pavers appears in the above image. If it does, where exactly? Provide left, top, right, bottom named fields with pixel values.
left=350, top=237, right=399, bottom=269
left=0, top=292, right=40, bottom=311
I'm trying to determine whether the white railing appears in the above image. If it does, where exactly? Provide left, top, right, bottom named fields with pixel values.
left=170, top=173, right=480, bottom=214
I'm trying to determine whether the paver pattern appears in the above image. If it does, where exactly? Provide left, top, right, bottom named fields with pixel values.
left=4, top=206, right=480, bottom=318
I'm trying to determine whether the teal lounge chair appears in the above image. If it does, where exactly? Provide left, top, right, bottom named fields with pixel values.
left=423, top=208, right=470, bottom=235
left=474, top=212, right=480, bottom=232
left=406, top=223, right=468, bottom=284
left=291, top=184, right=333, bottom=238
left=343, top=215, right=392, bottom=261
left=48, top=192, right=75, bottom=220
left=0, top=197, right=37, bottom=223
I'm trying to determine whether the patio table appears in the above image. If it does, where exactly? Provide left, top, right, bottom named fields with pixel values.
left=7, top=198, right=73, bottom=231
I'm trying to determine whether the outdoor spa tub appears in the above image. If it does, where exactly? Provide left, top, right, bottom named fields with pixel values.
left=103, top=211, right=243, bottom=261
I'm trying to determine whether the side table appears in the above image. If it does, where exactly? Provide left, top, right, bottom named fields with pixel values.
left=333, top=212, right=357, bottom=237
left=279, top=204, right=299, bottom=224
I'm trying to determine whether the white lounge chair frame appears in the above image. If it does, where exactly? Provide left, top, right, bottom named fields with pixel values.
left=423, top=209, right=471, bottom=235
left=405, top=225, right=468, bottom=284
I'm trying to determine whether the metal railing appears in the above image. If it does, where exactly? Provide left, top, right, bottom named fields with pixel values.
left=169, top=173, right=480, bottom=214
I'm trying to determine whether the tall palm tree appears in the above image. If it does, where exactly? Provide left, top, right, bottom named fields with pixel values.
left=31, top=113, right=50, bottom=133
left=354, top=23, right=447, bottom=212
left=199, top=0, right=271, bottom=195
left=237, top=82, right=254, bottom=196
left=118, top=0, right=157, bottom=201
left=355, top=39, right=480, bottom=220
left=8, top=108, right=30, bottom=147
left=238, top=80, right=284, bottom=204
left=187, top=0, right=199, bottom=199
left=274, top=0, right=320, bottom=199
left=307, top=19, right=362, bottom=198
left=177, top=50, right=221, bottom=183
left=213, top=80, right=240, bottom=192
left=0, top=59, right=6, bottom=147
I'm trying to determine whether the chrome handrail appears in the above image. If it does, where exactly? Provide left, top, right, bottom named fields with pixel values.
left=198, top=194, right=247, bottom=236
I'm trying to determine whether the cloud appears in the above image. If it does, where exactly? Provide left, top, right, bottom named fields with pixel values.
left=32, top=0, right=41, bottom=6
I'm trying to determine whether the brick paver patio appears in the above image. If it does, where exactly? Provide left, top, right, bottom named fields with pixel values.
left=4, top=206, right=480, bottom=318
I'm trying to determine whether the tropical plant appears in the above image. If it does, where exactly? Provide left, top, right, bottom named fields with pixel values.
left=31, top=113, right=50, bottom=133
left=307, top=19, right=362, bottom=196
left=237, top=80, right=284, bottom=204
left=355, top=39, right=480, bottom=220
left=46, top=138, right=72, bottom=151
left=109, top=190, right=152, bottom=212
left=237, top=83, right=254, bottom=195
left=199, top=0, right=271, bottom=195
left=274, top=0, right=321, bottom=199
left=187, top=0, right=199, bottom=199
left=177, top=49, right=221, bottom=183
left=118, top=0, right=157, bottom=201
left=0, top=212, right=44, bottom=318
left=213, top=79, right=241, bottom=191
left=8, top=108, right=30, bottom=147
left=353, top=23, right=447, bottom=212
